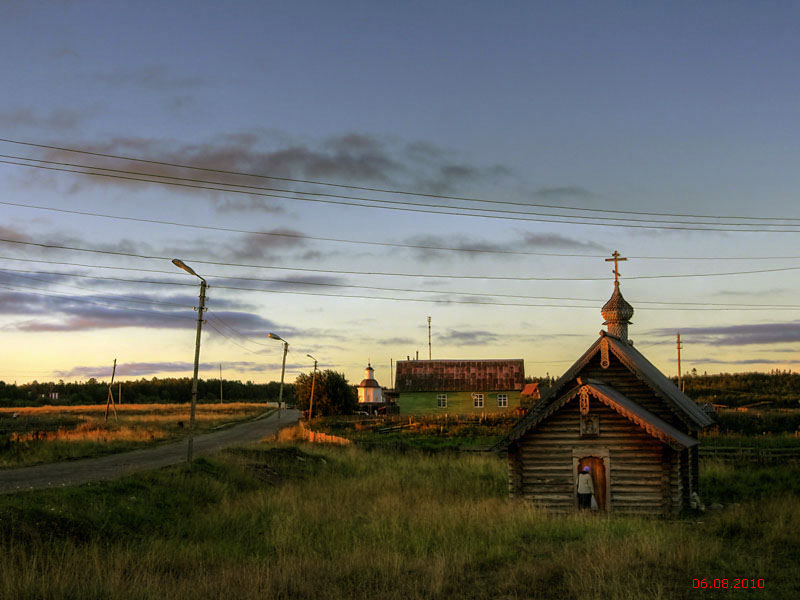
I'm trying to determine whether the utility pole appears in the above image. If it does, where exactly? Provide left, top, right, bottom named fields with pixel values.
left=118, top=381, right=122, bottom=405
left=428, top=316, right=432, bottom=360
left=390, top=358, right=393, bottom=388
left=278, top=340, right=288, bottom=418
left=173, top=258, right=208, bottom=465
left=188, top=279, right=207, bottom=463
left=268, top=333, right=290, bottom=420
left=219, top=364, right=223, bottom=404
left=105, top=358, right=118, bottom=423
left=677, top=333, right=683, bottom=390
left=307, top=354, right=318, bottom=420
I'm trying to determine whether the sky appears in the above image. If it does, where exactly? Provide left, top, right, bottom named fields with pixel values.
left=1, top=0, right=799, bottom=387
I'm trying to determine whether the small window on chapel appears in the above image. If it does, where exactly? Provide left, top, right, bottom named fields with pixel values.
left=473, top=393, right=484, bottom=408
left=497, top=394, right=508, bottom=407
left=437, top=394, right=447, bottom=408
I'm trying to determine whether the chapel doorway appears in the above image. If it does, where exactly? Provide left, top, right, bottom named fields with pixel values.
left=577, top=456, right=607, bottom=511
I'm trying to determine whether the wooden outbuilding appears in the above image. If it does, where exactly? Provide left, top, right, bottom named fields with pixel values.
left=495, top=260, right=714, bottom=515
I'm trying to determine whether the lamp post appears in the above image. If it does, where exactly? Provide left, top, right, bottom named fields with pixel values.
left=172, top=258, right=207, bottom=464
left=268, top=333, right=289, bottom=419
left=307, top=354, right=318, bottom=420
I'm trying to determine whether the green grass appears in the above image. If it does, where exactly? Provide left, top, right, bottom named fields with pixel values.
left=700, top=432, right=800, bottom=448
left=313, top=414, right=515, bottom=451
left=0, top=443, right=797, bottom=599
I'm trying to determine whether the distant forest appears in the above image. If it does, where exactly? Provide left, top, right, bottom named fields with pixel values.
left=0, top=378, right=295, bottom=407
left=1, top=371, right=798, bottom=409
left=677, top=371, right=799, bottom=408
left=530, top=371, right=800, bottom=409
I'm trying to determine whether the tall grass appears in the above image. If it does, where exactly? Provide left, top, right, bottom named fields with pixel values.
left=0, top=444, right=797, bottom=599
left=0, top=403, right=272, bottom=467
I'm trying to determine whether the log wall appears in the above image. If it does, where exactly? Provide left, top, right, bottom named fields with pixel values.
left=514, top=396, right=675, bottom=515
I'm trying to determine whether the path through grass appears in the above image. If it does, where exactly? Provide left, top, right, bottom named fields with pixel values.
left=0, top=403, right=272, bottom=467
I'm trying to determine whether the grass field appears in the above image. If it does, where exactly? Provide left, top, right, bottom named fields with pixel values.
left=699, top=431, right=800, bottom=448
left=0, top=403, right=272, bottom=468
left=0, top=442, right=797, bottom=599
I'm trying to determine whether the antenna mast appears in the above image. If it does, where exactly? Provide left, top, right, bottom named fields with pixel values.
left=677, top=333, right=683, bottom=390
left=427, top=316, right=432, bottom=360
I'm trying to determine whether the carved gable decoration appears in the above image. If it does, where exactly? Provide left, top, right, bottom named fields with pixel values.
left=600, top=336, right=610, bottom=369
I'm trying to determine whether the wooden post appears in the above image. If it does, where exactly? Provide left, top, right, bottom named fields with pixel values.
left=677, top=333, right=683, bottom=389
left=104, top=359, right=118, bottom=423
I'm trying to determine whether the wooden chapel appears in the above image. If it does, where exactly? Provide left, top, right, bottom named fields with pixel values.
left=495, top=253, right=714, bottom=515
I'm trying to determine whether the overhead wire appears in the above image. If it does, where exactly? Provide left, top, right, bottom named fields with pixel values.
left=3, top=238, right=800, bottom=281
left=5, top=152, right=800, bottom=228
left=2, top=136, right=798, bottom=222
left=4, top=158, right=800, bottom=233
left=4, top=195, right=800, bottom=260
left=4, top=263, right=800, bottom=309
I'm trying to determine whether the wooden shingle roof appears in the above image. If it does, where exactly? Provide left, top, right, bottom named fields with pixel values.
left=395, top=359, right=525, bottom=392
left=493, top=332, right=713, bottom=451
left=495, top=379, right=698, bottom=451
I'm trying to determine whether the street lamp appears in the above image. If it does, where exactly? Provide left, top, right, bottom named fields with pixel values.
left=306, top=354, right=318, bottom=420
left=172, top=258, right=207, bottom=464
left=267, top=333, right=289, bottom=419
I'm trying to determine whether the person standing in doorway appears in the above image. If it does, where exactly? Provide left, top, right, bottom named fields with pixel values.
left=576, top=465, right=595, bottom=510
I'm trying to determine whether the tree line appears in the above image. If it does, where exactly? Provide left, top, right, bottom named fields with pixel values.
left=0, top=378, right=296, bottom=407
left=678, top=371, right=800, bottom=408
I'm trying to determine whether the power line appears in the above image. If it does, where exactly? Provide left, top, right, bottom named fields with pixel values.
left=2, top=136, right=798, bottom=222
left=5, top=153, right=800, bottom=228
left=3, top=238, right=800, bottom=282
left=204, top=320, right=268, bottom=355
left=4, top=158, right=800, bottom=233
left=5, top=263, right=800, bottom=309
left=4, top=196, right=800, bottom=261
left=6, top=266, right=795, bottom=311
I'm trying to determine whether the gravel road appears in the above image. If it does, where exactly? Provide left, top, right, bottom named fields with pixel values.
left=0, top=409, right=300, bottom=495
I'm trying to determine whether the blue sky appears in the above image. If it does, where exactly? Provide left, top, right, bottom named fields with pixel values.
left=1, top=0, right=799, bottom=386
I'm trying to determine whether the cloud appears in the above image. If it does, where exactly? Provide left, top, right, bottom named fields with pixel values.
left=400, top=231, right=604, bottom=260
left=54, top=360, right=272, bottom=379
left=223, top=229, right=309, bottom=260
left=713, top=288, right=790, bottom=298
left=0, top=225, right=33, bottom=243
left=0, top=108, right=87, bottom=132
left=518, top=232, right=605, bottom=252
left=650, top=322, right=800, bottom=346
left=377, top=336, right=415, bottom=345
left=678, top=357, right=795, bottom=366
left=436, top=329, right=500, bottom=344
left=0, top=282, right=280, bottom=336
left=532, top=186, right=594, bottom=199
left=31, top=131, right=514, bottom=201
left=94, top=65, right=205, bottom=91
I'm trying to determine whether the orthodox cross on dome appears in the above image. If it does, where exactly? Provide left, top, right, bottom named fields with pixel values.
left=605, top=250, right=627, bottom=284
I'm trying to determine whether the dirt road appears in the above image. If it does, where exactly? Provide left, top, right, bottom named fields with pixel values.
left=0, top=409, right=300, bottom=495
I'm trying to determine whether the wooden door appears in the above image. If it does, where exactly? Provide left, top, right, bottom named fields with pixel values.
left=578, top=456, right=607, bottom=511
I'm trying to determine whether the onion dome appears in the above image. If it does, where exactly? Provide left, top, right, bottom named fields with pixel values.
left=359, top=363, right=380, bottom=388
left=601, top=282, right=634, bottom=341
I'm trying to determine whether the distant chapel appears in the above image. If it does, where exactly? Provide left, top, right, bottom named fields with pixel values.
left=495, top=252, right=714, bottom=515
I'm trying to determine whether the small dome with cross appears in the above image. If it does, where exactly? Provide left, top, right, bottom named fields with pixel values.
left=601, top=251, right=634, bottom=340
